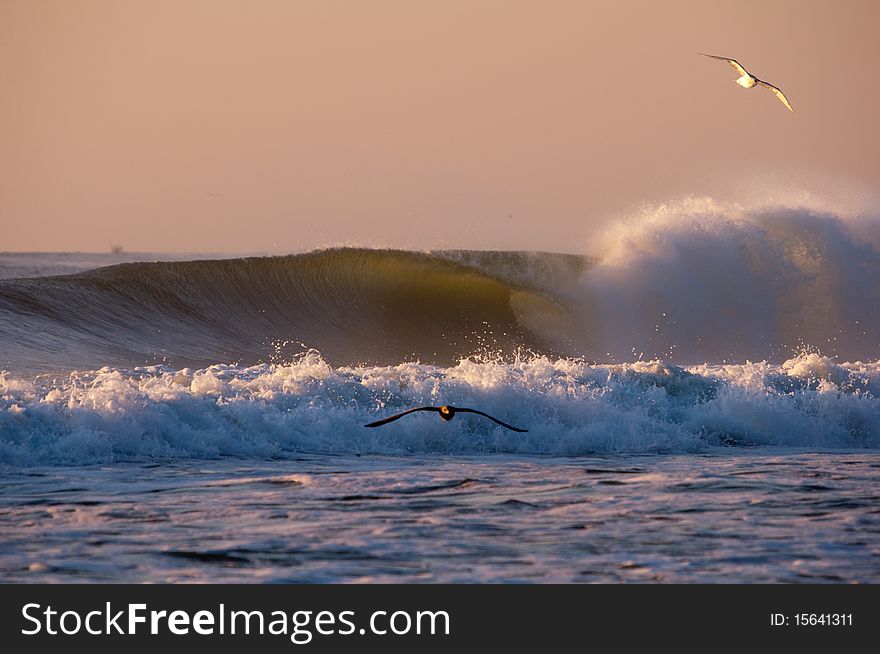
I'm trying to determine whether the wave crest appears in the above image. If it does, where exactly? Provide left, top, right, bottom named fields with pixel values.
left=0, top=249, right=584, bottom=373
left=0, top=198, right=878, bottom=372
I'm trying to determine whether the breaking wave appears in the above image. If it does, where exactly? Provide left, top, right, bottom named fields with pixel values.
left=1, top=199, right=878, bottom=374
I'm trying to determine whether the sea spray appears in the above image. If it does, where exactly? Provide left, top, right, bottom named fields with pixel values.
left=578, top=197, right=880, bottom=362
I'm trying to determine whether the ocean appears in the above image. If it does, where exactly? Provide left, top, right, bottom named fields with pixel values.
left=2, top=201, right=879, bottom=582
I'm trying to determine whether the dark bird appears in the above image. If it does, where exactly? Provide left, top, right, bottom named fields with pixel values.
left=365, top=405, right=528, bottom=432
left=700, top=53, right=794, bottom=113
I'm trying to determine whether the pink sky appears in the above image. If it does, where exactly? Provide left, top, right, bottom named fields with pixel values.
left=1, top=0, right=878, bottom=252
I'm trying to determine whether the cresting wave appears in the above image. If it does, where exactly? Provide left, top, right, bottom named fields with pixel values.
left=1, top=352, right=879, bottom=465
left=1, top=199, right=878, bottom=373
left=0, top=249, right=586, bottom=373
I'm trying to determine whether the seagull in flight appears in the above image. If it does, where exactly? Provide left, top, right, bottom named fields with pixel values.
left=700, top=53, right=794, bottom=114
left=364, top=405, right=528, bottom=432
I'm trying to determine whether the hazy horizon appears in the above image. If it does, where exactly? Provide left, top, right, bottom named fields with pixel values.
left=2, top=0, right=878, bottom=253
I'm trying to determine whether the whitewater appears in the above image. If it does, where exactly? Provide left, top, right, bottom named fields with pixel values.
left=2, top=198, right=879, bottom=582
left=1, top=353, right=879, bottom=466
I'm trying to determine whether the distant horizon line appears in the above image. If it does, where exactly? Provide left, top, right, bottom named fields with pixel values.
left=0, top=250, right=270, bottom=255
left=0, top=246, right=588, bottom=256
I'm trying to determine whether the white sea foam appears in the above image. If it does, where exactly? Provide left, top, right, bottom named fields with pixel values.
left=2, top=351, right=878, bottom=466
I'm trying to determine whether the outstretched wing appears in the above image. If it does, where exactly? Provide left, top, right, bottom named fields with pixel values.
left=364, top=406, right=439, bottom=428
left=756, top=80, right=795, bottom=113
left=699, top=53, right=750, bottom=78
left=451, top=407, right=529, bottom=433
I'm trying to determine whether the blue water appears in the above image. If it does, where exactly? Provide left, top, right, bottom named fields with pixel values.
left=1, top=452, right=877, bottom=582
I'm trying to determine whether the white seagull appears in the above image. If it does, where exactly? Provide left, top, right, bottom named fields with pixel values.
left=700, top=53, right=794, bottom=114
